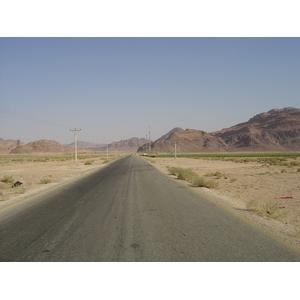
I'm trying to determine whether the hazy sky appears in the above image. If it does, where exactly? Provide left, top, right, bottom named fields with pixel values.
left=1, top=37, right=300, bottom=144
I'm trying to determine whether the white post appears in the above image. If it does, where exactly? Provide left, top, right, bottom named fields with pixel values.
left=70, top=128, right=81, bottom=162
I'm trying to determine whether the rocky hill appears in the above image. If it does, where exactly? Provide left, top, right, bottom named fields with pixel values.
left=65, top=140, right=107, bottom=151
left=105, top=137, right=148, bottom=152
left=138, top=107, right=300, bottom=153
left=10, top=140, right=74, bottom=154
left=212, top=107, right=300, bottom=151
left=157, top=127, right=184, bottom=140
left=66, top=137, right=148, bottom=153
left=0, top=139, right=24, bottom=154
left=138, top=129, right=229, bottom=153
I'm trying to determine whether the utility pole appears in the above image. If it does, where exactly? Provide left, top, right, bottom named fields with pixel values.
left=175, top=142, right=177, bottom=159
left=70, top=128, right=81, bottom=162
left=148, top=126, right=151, bottom=153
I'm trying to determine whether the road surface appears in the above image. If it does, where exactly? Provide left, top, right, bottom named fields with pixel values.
left=0, top=155, right=299, bottom=261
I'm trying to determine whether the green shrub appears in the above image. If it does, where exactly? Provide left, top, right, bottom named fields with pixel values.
left=84, top=160, right=93, bottom=165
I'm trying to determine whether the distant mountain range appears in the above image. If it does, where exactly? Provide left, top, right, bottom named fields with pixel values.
left=0, top=139, right=24, bottom=154
left=137, top=107, right=300, bottom=153
left=66, top=137, right=148, bottom=152
left=2, top=107, right=300, bottom=154
left=0, top=137, right=148, bottom=154
left=9, top=140, right=74, bottom=154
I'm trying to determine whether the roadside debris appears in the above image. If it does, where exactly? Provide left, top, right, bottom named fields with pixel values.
left=274, top=197, right=293, bottom=199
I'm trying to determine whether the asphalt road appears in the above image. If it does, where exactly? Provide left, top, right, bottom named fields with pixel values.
left=0, top=155, right=299, bottom=261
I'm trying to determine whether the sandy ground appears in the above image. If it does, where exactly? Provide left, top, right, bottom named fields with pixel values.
left=142, top=156, right=300, bottom=251
left=1, top=154, right=300, bottom=252
left=0, top=156, right=110, bottom=210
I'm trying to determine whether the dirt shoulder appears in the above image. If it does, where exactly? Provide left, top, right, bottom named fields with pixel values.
left=0, top=155, right=115, bottom=210
left=142, top=156, right=300, bottom=251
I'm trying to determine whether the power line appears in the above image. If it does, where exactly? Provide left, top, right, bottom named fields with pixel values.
left=0, top=104, right=70, bottom=129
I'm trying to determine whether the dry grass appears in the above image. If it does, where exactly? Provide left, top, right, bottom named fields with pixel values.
left=246, top=199, right=287, bottom=219
left=167, top=166, right=219, bottom=189
left=1, top=175, right=14, bottom=183
left=40, top=178, right=52, bottom=184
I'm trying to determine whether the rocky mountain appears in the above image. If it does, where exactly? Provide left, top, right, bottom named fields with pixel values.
left=157, top=127, right=184, bottom=140
left=105, top=137, right=148, bottom=152
left=0, top=139, right=24, bottom=154
left=66, top=137, right=148, bottom=152
left=212, top=107, right=300, bottom=151
left=10, top=140, right=74, bottom=154
left=65, top=140, right=107, bottom=151
left=138, top=107, right=300, bottom=153
left=138, top=129, right=229, bottom=153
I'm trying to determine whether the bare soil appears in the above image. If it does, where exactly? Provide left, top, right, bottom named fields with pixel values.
left=0, top=156, right=109, bottom=209
left=143, top=156, right=300, bottom=251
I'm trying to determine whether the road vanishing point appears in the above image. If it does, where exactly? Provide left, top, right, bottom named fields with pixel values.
left=0, top=155, right=299, bottom=262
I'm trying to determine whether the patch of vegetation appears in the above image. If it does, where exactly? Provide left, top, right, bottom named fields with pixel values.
left=40, top=178, right=52, bottom=184
left=230, top=178, right=237, bottom=182
left=246, top=199, right=286, bottom=219
left=191, top=176, right=219, bottom=189
left=84, top=160, right=93, bottom=165
left=167, top=166, right=218, bottom=189
left=258, top=172, right=272, bottom=175
left=13, top=186, right=26, bottom=194
left=1, top=175, right=14, bottom=183
left=205, top=171, right=223, bottom=179
left=0, top=153, right=111, bottom=165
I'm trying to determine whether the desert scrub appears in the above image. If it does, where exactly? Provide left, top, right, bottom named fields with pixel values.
left=204, top=171, right=223, bottom=179
left=167, top=166, right=218, bottom=189
left=246, top=199, right=286, bottom=219
left=40, top=178, right=52, bottom=184
left=13, top=186, right=26, bottom=195
left=1, top=175, right=14, bottom=183
left=230, top=178, right=237, bottom=182
left=191, top=176, right=219, bottom=189
left=258, top=172, right=272, bottom=175
left=84, top=160, right=93, bottom=165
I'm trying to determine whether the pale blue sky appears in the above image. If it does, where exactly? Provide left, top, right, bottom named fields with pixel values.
left=1, top=37, right=300, bottom=144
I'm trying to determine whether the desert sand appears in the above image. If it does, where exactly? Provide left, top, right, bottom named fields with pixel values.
left=0, top=155, right=108, bottom=208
